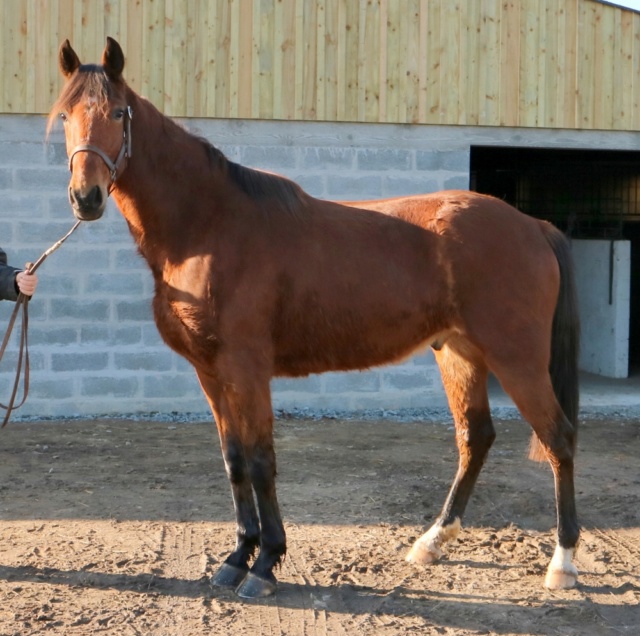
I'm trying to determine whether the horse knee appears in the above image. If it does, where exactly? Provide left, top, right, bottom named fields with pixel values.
left=223, top=441, right=249, bottom=484
left=248, top=446, right=277, bottom=490
left=223, top=440, right=278, bottom=486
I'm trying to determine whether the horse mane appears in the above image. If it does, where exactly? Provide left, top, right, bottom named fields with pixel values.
left=220, top=152, right=309, bottom=217
left=49, top=64, right=308, bottom=216
left=196, top=140, right=307, bottom=216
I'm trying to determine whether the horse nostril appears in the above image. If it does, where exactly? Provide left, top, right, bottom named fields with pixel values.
left=88, top=185, right=103, bottom=208
left=68, top=186, right=78, bottom=208
left=69, top=185, right=103, bottom=212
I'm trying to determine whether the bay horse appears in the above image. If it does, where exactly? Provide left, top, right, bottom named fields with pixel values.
left=50, top=38, right=580, bottom=598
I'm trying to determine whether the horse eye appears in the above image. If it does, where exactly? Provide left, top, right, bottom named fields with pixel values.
left=113, top=109, right=125, bottom=121
left=59, top=112, right=68, bottom=123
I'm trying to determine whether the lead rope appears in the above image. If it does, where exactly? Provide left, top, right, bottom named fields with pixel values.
left=0, top=220, right=82, bottom=427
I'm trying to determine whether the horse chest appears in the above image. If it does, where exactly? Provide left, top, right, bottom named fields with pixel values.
left=152, top=288, right=218, bottom=363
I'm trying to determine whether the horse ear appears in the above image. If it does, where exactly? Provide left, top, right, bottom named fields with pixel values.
left=59, top=39, right=81, bottom=78
left=101, top=37, right=125, bottom=80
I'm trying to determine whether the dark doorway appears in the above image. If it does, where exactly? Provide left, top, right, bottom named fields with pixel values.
left=470, top=146, right=640, bottom=374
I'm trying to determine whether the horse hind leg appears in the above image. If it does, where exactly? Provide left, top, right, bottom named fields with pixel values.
left=407, top=343, right=495, bottom=565
left=494, top=364, right=579, bottom=590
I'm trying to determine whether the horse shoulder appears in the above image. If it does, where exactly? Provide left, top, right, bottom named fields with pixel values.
left=151, top=258, right=220, bottom=363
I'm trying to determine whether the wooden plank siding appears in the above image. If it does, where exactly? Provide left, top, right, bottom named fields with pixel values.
left=1, top=0, right=639, bottom=131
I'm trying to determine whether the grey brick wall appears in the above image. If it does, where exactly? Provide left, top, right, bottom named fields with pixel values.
left=1, top=114, right=635, bottom=419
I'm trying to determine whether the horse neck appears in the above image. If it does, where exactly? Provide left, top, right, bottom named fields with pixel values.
left=111, top=91, right=217, bottom=267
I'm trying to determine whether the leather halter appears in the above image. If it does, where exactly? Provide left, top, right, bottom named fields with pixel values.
left=68, top=105, right=133, bottom=186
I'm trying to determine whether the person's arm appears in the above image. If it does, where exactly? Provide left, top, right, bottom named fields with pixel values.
left=0, top=248, right=21, bottom=302
left=0, top=249, right=35, bottom=301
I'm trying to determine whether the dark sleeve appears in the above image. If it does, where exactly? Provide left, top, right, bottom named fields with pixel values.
left=0, top=248, right=20, bottom=302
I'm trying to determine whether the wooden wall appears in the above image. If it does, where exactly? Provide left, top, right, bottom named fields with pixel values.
left=1, top=0, right=639, bottom=130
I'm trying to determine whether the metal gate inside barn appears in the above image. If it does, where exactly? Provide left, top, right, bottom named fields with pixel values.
left=470, top=147, right=640, bottom=379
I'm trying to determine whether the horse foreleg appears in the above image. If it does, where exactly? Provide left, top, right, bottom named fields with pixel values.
left=235, top=440, right=287, bottom=598
left=197, top=367, right=285, bottom=598
left=211, top=437, right=261, bottom=588
left=407, top=346, right=495, bottom=565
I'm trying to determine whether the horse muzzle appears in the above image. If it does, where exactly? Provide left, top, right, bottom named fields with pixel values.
left=68, top=185, right=106, bottom=221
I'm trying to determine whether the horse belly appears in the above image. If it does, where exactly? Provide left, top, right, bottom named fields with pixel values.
left=273, top=282, right=449, bottom=376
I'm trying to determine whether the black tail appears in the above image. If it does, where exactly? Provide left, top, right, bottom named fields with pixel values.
left=530, top=224, right=580, bottom=461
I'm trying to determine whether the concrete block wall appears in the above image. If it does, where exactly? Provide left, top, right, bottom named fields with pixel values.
left=573, top=239, right=631, bottom=378
left=1, top=114, right=639, bottom=418
left=1, top=115, right=467, bottom=418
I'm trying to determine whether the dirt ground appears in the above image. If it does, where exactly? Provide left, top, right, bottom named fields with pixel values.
left=0, top=415, right=637, bottom=636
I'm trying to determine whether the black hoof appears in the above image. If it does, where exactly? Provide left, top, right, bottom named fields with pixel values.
left=236, top=572, right=277, bottom=598
left=211, top=563, right=249, bottom=588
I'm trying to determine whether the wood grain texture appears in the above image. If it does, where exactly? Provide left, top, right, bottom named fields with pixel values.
left=2, top=0, right=638, bottom=131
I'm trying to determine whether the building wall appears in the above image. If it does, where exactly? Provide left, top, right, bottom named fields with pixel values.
left=1, top=114, right=639, bottom=418
left=3, top=0, right=640, bottom=131
left=573, top=239, right=631, bottom=378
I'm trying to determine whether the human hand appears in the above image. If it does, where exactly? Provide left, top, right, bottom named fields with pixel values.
left=16, top=267, right=38, bottom=296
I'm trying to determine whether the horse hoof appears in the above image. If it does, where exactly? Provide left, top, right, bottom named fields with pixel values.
left=406, top=518, right=460, bottom=565
left=544, top=568, right=578, bottom=590
left=545, top=546, right=578, bottom=589
left=211, top=563, right=249, bottom=588
left=406, top=541, right=441, bottom=564
left=236, top=572, right=277, bottom=599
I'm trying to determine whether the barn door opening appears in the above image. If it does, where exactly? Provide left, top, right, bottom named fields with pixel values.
left=470, top=146, right=640, bottom=378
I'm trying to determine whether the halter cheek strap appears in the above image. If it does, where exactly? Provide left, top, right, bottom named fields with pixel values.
left=68, top=105, right=133, bottom=186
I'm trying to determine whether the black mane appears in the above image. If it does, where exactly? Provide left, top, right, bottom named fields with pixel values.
left=203, top=143, right=308, bottom=216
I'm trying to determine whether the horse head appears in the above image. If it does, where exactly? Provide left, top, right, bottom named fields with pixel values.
left=52, top=37, right=132, bottom=221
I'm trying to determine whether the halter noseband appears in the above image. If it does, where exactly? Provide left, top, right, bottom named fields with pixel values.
left=68, top=105, right=133, bottom=187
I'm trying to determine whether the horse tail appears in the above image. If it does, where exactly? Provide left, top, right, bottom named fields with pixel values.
left=529, top=223, right=581, bottom=462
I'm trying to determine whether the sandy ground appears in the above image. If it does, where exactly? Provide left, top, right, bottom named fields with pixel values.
left=0, top=415, right=638, bottom=635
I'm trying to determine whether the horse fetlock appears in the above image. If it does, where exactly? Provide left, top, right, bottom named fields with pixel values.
left=544, top=545, right=578, bottom=590
left=406, top=517, right=461, bottom=565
